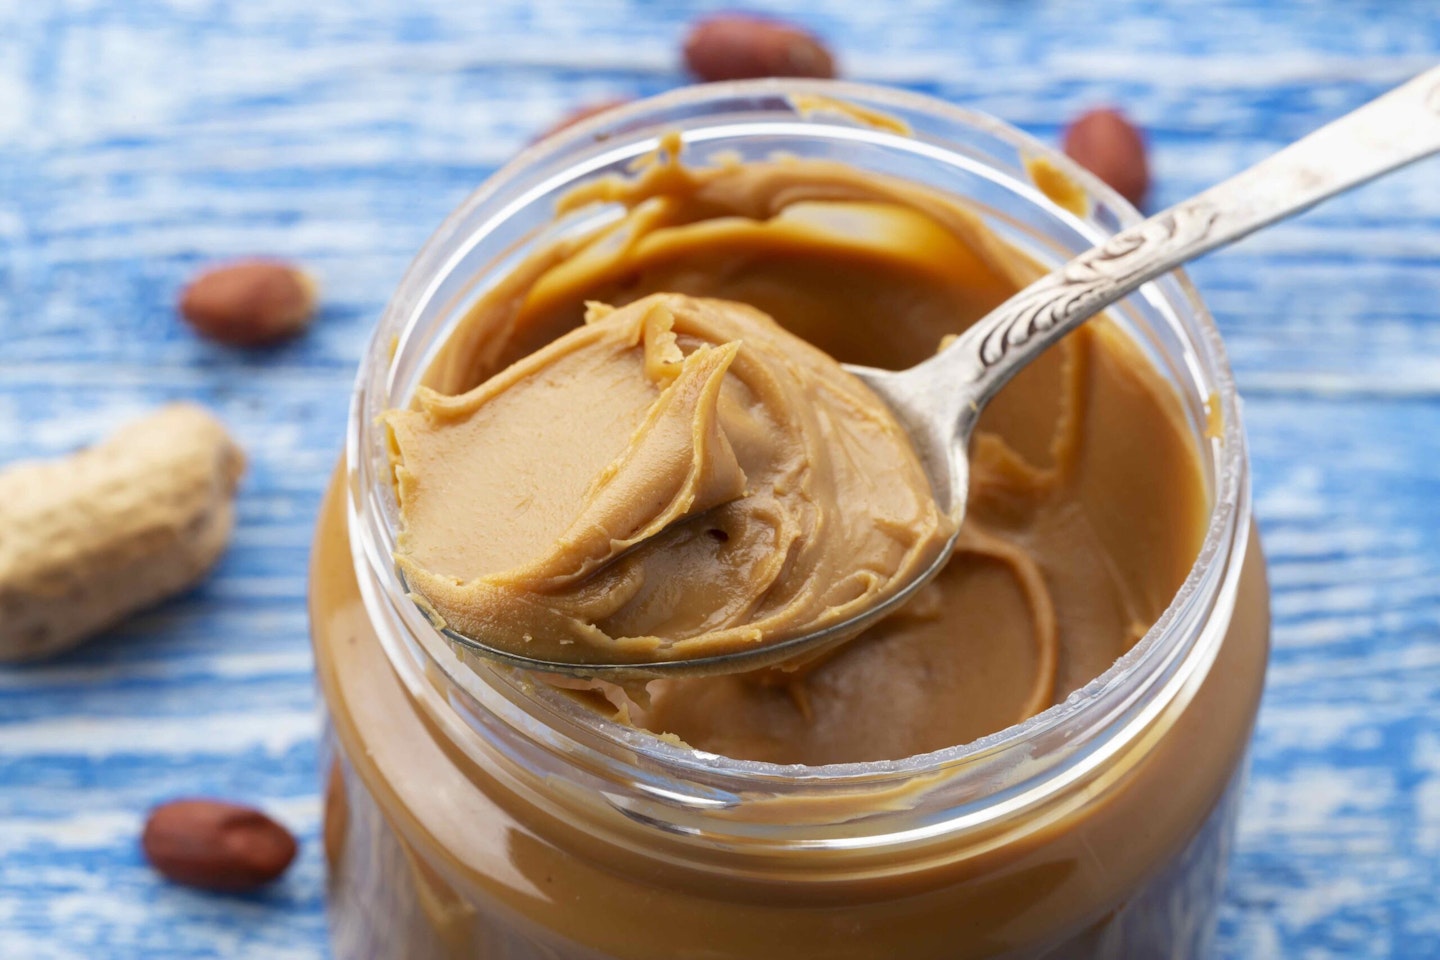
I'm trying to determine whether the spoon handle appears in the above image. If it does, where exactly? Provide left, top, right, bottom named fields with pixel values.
left=923, top=62, right=1440, bottom=424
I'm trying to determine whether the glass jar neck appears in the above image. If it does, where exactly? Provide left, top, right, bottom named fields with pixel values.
left=344, top=79, right=1251, bottom=863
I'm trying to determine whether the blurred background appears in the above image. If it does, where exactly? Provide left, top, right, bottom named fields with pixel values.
left=0, top=1, right=1438, bottom=957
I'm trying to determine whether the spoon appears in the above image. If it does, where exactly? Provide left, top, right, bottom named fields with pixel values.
left=442, top=64, right=1440, bottom=680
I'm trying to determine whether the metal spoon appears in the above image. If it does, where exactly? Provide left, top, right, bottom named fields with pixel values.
left=444, top=64, right=1440, bottom=680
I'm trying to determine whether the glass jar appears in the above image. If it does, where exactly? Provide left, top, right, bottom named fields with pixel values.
left=310, top=79, right=1269, bottom=960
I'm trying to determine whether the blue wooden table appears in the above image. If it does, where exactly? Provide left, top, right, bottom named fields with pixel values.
left=1, top=2, right=1437, bottom=957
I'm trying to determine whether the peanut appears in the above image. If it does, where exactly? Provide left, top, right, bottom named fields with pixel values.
left=1063, top=108, right=1150, bottom=208
left=683, top=15, right=835, bottom=82
left=179, top=260, right=317, bottom=346
left=143, top=798, right=298, bottom=892
left=0, top=404, right=245, bottom=661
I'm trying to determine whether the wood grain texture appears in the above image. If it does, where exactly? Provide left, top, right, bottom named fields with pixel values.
left=1, top=1, right=1437, bottom=957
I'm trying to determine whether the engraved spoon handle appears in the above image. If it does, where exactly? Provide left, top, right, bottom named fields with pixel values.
left=856, top=63, right=1440, bottom=512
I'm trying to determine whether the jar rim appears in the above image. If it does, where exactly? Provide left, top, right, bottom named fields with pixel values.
left=345, top=79, right=1250, bottom=826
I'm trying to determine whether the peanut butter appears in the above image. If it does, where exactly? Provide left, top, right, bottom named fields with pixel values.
left=386, top=142, right=1207, bottom=762
left=385, top=294, right=952, bottom=665
left=312, top=116, right=1271, bottom=956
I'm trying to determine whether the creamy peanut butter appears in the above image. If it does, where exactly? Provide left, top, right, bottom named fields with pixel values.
left=385, top=294, right=952, bottom=664
left=385, top=141, right=1208, bottom=763
left=314, top=120, right=1271, bottom=959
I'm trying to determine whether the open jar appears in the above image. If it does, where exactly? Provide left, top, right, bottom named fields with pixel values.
left=310, top=80, right=1269, bottom=960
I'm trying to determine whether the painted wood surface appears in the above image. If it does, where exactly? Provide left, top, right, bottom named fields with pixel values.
left=1, top=2, right=1437, bottom=957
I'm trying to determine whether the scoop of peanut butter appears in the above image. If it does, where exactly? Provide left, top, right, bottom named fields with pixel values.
left=385, top=292, right=953, bottom=665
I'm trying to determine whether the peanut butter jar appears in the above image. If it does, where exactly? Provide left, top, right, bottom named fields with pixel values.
left=310, top=81, right=1270, bottom=959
